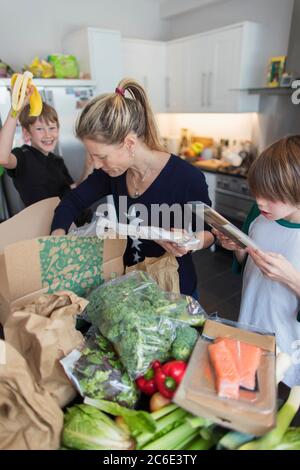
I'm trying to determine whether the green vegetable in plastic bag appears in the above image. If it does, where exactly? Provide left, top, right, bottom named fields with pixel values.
left=48, top=54, right=79, bottom=79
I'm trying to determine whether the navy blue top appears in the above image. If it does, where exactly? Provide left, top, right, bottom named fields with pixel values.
left=51, top=154, right=211, bottom=295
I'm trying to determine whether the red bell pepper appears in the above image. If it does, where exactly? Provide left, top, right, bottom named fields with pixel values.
left=135, top=361, right=161, bottom=396
left=154, top=360, right=187, bottom=399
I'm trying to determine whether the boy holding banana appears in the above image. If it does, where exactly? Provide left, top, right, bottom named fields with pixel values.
left=0, top=72, right=91, bottom=209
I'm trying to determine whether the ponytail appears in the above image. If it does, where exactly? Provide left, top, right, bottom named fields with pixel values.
left=76, top=78, right=165, bottom=151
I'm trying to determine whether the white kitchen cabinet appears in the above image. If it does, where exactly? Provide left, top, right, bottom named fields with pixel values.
left=167, top=22, right=263, bottom=113
left=201, top=171, right=216, bottom=208
left=122, top=39, right=166, bottom=113
left=166, top=40, right=188, bottom=112
left=62, top=28, right=123, bottom=95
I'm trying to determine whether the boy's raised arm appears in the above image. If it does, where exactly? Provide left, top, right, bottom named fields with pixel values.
left=0, top=111, right=18, bottom=169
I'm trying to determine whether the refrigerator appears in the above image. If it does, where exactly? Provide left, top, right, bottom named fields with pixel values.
left=0, top=79, right=96, bottom=219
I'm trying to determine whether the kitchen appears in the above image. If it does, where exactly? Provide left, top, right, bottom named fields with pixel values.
left=0, top=0, right=300, bottom=451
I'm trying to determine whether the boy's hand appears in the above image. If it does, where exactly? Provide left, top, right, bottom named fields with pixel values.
left=212, top=228, right=242, bottom=251
left=155, top=239, right=190, bottom=257
left=247, top=247, right=298, bottom=286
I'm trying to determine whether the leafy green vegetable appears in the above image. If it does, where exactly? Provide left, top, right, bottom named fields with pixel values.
left=87, top=272, right=206, bottom=378
left=84, top=397, right=157, bottom=435
left=73, top=333, right=138, bottom=407
left=171, top=325, right=198, bottom=361
left=62, top=404, right=133, bottom=450
left=270, top=427, right=300, bottom=450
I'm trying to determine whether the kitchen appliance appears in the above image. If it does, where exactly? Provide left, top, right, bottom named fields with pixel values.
left=0, top=79, right=96, bottom=218
left=215, top=174, right=255, bottom=227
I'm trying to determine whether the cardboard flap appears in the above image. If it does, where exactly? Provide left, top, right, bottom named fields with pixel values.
left=103, top=237, right=127, bottom=262
left=4, top=241, right=42, bottom=301
left=0, top=197, right=59, bottom=253
left=203, top=319, right=275, bottom=352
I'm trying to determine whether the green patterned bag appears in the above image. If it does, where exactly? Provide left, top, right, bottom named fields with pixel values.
left=39, top=236, right=104, bottom=297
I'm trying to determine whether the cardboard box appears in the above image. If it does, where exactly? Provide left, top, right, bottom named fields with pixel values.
left=0, top=198, right=126, bottom=324
left=174, top=319, right=276, bottom=436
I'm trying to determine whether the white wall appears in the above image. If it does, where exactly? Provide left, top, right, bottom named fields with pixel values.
left=0, top=0, right=170, bottom=71
left=167, top=0, right=294, bottom=58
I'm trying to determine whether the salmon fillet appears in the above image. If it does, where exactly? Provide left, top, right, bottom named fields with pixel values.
left=215, top=337, right=262, bottom=391
left=208, top=340, right=240, bottom=399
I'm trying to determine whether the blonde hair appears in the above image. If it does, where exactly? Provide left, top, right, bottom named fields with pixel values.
left=19, top=102, right=59, bottom=131
left=248, top=135, right=300, bottom=205
left=75, top=78, right=165, bottom=151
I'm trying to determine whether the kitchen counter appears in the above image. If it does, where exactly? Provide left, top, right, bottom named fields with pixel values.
left=197, top=166, right=248, bottom=179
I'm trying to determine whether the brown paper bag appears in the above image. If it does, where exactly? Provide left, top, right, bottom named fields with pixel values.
left=0, top=340, right=63, bottom=450
left=126, top=253, right=180, bottom=293
left=4, top=291, right=87, bottom=407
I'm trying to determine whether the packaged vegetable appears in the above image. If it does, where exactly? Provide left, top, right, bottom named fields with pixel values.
left=86, top=271, right=206, bottom=379
left=60, top=332, right=139, bottom=408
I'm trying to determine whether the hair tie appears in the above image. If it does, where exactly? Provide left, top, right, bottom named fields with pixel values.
left=115, top=87, right=125, bottom=97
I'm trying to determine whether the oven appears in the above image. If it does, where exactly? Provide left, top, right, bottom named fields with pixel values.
left=215, top=174, right=255, bottom=228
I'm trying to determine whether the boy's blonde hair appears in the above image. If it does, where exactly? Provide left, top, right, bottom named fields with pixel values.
left=75, top=78, right=165, bottom=151
left=248, top=135, right=300, bottom=205
left=19, top=102, right=59, bottom=131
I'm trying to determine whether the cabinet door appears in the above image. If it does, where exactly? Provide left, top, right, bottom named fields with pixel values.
left=89, top=29, right=123, bottom=94
left=207, top=27, right=242, bottom=112
left=184, top=35, right=213, bottom=112
left=166, top=41, right=187, bottom=112
left=122, top=39, right=166, bottom=113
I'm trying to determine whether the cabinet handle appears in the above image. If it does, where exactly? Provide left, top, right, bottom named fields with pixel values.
left=165, top=76, right=170, bottom=109
left=207, top=72, right=213, bottom=107
left=202, top=73, right=207, bottom=107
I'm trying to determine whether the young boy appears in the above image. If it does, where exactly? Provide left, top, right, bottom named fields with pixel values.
left=214, top=136, right=300, bottom=388
left=0, top=100, right=77, bottom=207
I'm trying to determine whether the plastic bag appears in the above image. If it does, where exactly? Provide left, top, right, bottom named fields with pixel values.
left=48, top=54, right=79, bottom=79
left=60, top=332, right=139, bottom=408
left=86, top=271, right=207, bottom=379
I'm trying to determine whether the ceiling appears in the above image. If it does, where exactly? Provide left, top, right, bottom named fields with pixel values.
left=158, top=0, right=229, bottom=19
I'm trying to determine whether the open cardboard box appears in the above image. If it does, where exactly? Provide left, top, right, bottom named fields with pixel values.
left=174, top=318, right=277, bottom=436
left=0, top=197, right=126, bottom=324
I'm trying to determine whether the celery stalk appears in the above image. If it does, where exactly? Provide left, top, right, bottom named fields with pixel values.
left=141, top=421, right=203, bottom=450
left=136, top=408, right=188, bottom=449
left=186, top=436, right=216, bottom=450
left=172, top=430, right=199, bottom=450
left=217, top=431, right=254, bottom=450
left=239, top=386, right=300, bottom=450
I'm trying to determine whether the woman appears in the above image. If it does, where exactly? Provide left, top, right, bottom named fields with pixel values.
left=51, top=78, right=214, bottom=297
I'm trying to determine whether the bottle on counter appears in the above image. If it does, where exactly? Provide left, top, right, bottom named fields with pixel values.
left=178, top=128, right=191, bottom=157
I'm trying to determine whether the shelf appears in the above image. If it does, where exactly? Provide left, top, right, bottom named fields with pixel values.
left=0, top=78, right=96, bottom=88
left=246, top=87, right=293, bottom=96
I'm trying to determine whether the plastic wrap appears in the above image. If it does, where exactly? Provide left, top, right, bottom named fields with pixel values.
left=60, top=332, right=139, bottom=408
left=86, top=271, right=207, bottom=379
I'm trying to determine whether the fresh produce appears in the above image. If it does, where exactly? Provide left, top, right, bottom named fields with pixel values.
left=269, top=427, right=300, bottom=450
left=84, top=398, right=212, bottom=450
left=71, top=333, right=138, bottom=407
left=170, top=325, right=198, bottom=361
left=238, top=386, right=300, bottom=450
left=154, top=360, right=187, bottom=398
left=136, top=361, right=160, bottom=396
left=149, top=392, right=172, bottom=412
left=87, top=272, right=205, bottom=378
left=62, top=404, right=134, bottom=450
left=84, top=397, right=157, bottom=436
left=10, top=71, right=42, bottom=118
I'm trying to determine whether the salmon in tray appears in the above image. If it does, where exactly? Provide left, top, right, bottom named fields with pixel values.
left=209, top=337, right=263, bottom=399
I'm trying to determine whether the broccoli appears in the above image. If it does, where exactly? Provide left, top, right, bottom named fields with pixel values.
left=171, top=326, right=199, bottom=361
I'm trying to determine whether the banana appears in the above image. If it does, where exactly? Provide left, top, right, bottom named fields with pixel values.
left=11, top=71, right=43, bottom=118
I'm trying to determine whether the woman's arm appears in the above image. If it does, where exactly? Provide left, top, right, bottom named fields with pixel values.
left=51, top=170, right=111, bottom=234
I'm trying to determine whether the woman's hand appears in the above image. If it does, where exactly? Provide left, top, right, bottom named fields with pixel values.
left=247, top=248, right=300, bottom=294
left=51, top=229, right=66, bottom=236
left=155, top=239, right=190, bottom=257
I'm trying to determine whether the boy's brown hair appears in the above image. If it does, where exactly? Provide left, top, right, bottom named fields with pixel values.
left=248, top=135, right=300, bottom=205
left=19, top=102, right=59, bottom=131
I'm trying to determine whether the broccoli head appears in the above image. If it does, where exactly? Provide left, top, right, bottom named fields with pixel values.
left=171, top=326, right=198, bottom=361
